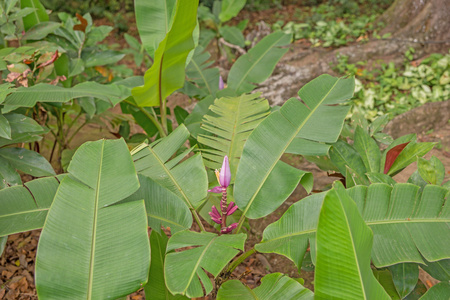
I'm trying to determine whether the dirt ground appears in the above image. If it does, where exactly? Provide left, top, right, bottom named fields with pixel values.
left=1, top=3, right=450, bottom=299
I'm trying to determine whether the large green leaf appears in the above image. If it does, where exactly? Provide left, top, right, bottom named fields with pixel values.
left=185, top=46, right=220, bottom=97
left=135, top=0, right=176, bottom=58
left=314, top=182, right=390, bottom=299
left=389, top=263, right=419, bottom=299
left=132, top=0, right=198, bottom=106
left=256, top=183, right=450, bottom=269
left=132, top=125, right=208, bottom=209
left=0, top=113, right=46, bottom=147
left=0, top=156, right=22, bottom=189
left=82, top=50, right=125, bottom=68
left=0, top=176, right=62, bottom=236
left=2, top=82, right=130, bottom=113
left=217, top=273, right=313, bottom=300
left=144, top=231, right=188, bottom=300
left=22, top=21, right=61, bottom=40
left=0, top=147, right=55, bottom=177
left=198, top=93, right=270, bottom=175
left=0, top=83, right=14, bottom=104
left=234, top=75, right=353, bottom=224
left=353, top=126, right=381, bottom=173
left=21, top=0, right=49, bottom=31
left=219, top=0, right=246, bottom=23
left=123, top=174, right=192, bottom=234
left=35, top=139, right=149, bottom=299
left=227, top=31, right=291, bottom=94
left=165, top=230, right=246, bottom=298
left=0, top=113, right=11, bottom=139
left=329, top=139, right=369, bottom=185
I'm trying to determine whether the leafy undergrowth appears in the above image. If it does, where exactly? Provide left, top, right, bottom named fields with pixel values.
left=333, top=51, right=450, bottom=120
left=271, top=3, right=389, bottom=48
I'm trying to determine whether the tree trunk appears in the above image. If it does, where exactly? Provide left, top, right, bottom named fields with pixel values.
left=258, top=0, right=450, bottom=105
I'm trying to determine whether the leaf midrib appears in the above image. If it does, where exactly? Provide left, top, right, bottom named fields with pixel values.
left=87, top=140, right=105, bottom=300
left=239, top=78, right=341, bottom=221
left=227, top=96, right=243, bottom=166
left=182, top=238, right=215, bottom=295
left=147, top=213, right=186, bottom=228
left=0, top=208, right=48, bottom=218
left=190, top=59, right=212, bottom=94
left=335, top=193, right=367, bottom=299
left=29, top=0, right=40, bottom=26
left=259, top=218, right=450, bottom=244
left=146, top=146, right=195, bottom=210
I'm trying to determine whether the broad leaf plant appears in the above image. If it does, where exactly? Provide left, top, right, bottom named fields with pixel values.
left=0, top=0, right=449, bottom=299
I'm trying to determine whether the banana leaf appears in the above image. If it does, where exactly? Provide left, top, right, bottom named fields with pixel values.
left=123, top=174, right=192, bottom=234
left=256, top=183, right=450, bottom=269
left=132, top=125, right=208, bottom=209
left=185, top=45, right=220, bottom=98
left=217, top=273, right=314, bottom=300
left=315, top=182, right=390, bottom=299
left=234, top=75, right=353, bottom=223
left=165, top=230, right=246, bottom=298
left=135, top=0, right=176, bottom=58
left=35, top=139, right=149, bottom=299
left=132, top=0, right=198, bottom=107
left=0, top=175, right=64, bottom=236
left=198, top=93, right=270, bottom=177
left=227, top=31, right=292, bottom=95
left=2, top=82, right=130, bottom=113
left=144, top=231, right=188, bottom=300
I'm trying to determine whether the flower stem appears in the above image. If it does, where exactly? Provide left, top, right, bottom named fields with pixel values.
left=220, top=187, right=227, bottom=230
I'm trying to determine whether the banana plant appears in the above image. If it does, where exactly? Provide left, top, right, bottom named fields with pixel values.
left=233, top=74, right=354, bottom=229
left=35, top=139, right=150, bottom=299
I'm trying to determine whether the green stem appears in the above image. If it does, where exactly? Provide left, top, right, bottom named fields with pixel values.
left=227, top=248, right=256, bottom=273
left=235, top=214, right=246, bottom=234
left=191, top=208, right=206, bottom=232
left=123, top=99, right=166, bottom=137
